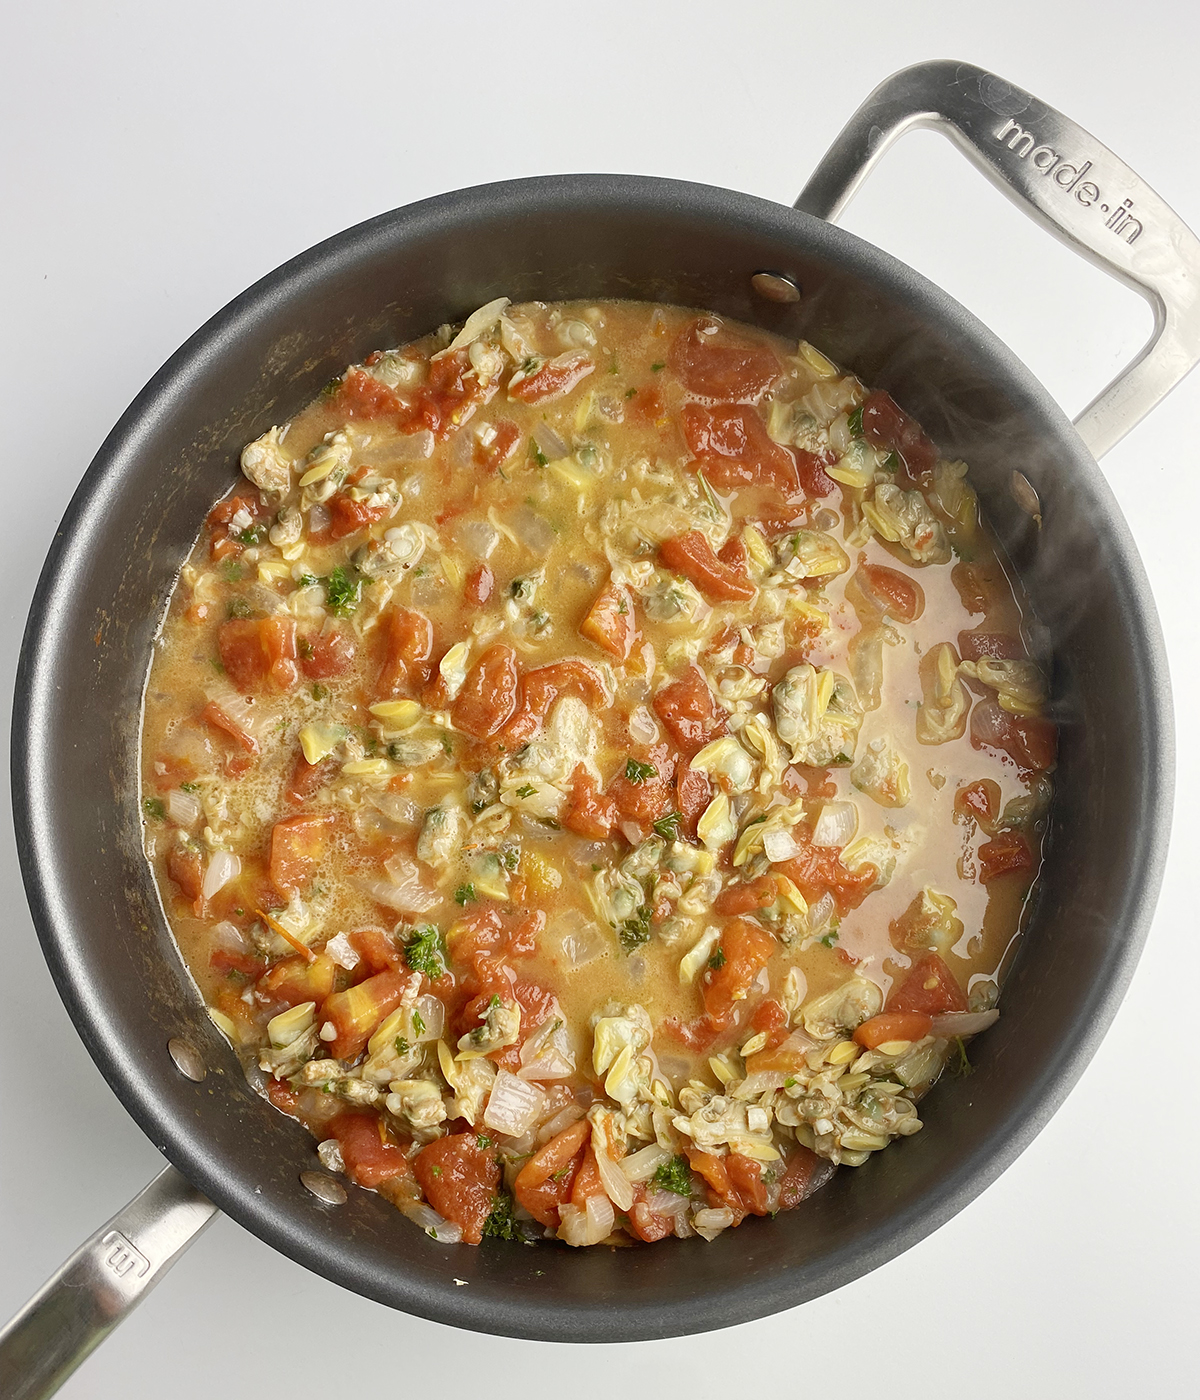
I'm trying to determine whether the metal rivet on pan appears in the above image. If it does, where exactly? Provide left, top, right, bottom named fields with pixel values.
left=301, top=1171, right=348, bottom=1206
left=1010, top=470, right=1043, bottom=526
left=750, top=271, right=802, bottom=304
left=168, top=1037, right=206, bottom=1082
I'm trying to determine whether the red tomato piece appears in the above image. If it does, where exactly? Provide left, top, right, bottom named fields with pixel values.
left=284, top=748, right=336, bottom=806
left=324, top=1113, right=412, bottom=1189
left=452, top=644, right=520, bottom=739
left=269, top=813, right=329, bottom=897
left=398, top=349, right=493, bottom=439
left=319, top=969, right=410, bottom=1061
left=569, top=1144, right=606, bottom=1209
left=563, top=763, right=618, bottom=840
left=199, top=700, right=259, bottom=756
left=499, top=659, right=608, bottom=747
left=579, top=583, right=638, bottom=661
left=473, top=419, right=521, bottom=471
left=954, top=778, right=1000, bottom=830
left=335, top=367, right=404, bottom=419
left=607, top=744, right=676, bottom=827
left=652, top=667, right=727, bottom=757
left=777, top=829, right=878, bottom=917
left=749, top=997, right=790, bottom=1050
left=509, top=351, right=594, bottom=404
left=377, top=606, right=434, bottom=697
left=167, top=844, right=203, bottom=910
left=669, top=317, right=780, bottom=403
left=858, top=563, right=924, bottom=623
left=681, top=402, right=800, bottom=496
left=217, top=617, right=298, bottom=693
left=465, top=563, right=494, bottom=606
left=414, top=1133, right=501, bottom=1245
left=627, top=1186, right=675, bottom=1243
left=660, top=531, right=756, bottom=603
left=794, top=448, right=837, bottom=498
left=713, top=872, right=791, bottom=916
left=299, top=626, right=356, bottom=679
left=776, top=1144, right=833, bottom=1210
left=978, top=828, right=1035, bottom=883
left=860, top=389, right=937, bottom=482
left=888, top=952, right=968, bottom=1016
left=970, top=699, right=1058, bottom=771
left=327, top=492, right=393, bottom=540
left=513, top=1120, right=590, bottom=1228
left=853, top=1010, right=935, bottom=1049
left=701, top=918, right=775, bottom=1028
left=675, top=765, right=711, bottom=839
left=258, top=951, right=337, bottom=1007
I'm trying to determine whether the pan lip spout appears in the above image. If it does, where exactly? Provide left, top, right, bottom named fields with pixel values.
left=8, top=171, right=1175, bottom=1341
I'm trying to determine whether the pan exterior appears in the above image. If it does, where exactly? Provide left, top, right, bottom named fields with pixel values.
left=11, top=174, right=1173, bottom=1341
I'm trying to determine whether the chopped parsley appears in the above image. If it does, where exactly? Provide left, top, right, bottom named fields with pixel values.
left=237, top=524, right=266, bottom=546
left=708, top=947, right=727, bottom=970
left=482, top=1193, right=521, bottom=1241
left=784, top=1077, right=797, bottom=1089
left=320, top=377, right=342, bottom=398
left=618, top=905, right=652, bottom=954
left=515, top=784, right=537, bottom=799
left=502, top=847, right=520, bottom=871
left=530, top=441, right=549, bottom=468
left=142, top=797, right=165, bottom=821
left=624, top=757, right=656, bottom=784
left=297, top=637, right=314, bottom=659
left=454, top=883, right=476, bottom=906
left=226, top=596, right=252, bottom=620
left=393, top=1036, right=410, bottom=1056
left=180, top=781, right=200, bottom=794
left=403, top=925, right=447, bottom=979
left=296, top=573, right=319, bottom=588
left=847, top=405, right=865, bottom=437
left=650, top=361, right=665, bottom=372
left=220, top=560, right=244, bottom=582
left=323, top=564, right=362, bottom=616
left=624, top=387, right=637, bottom=399
left=476, top=1134, right=493, bottom=1149
left=652, top=810, right=682, bottom=841
left=616, top=593, right=629, bottom=616
left=653, top=1155, right=693, bottom=1197
left=818, top=925, right=840, bottom=949
left=411, top=1010, right=426, bottom=1037
left=310, top=682, right=328, bottom=701
left=883, top=450, right=901, bottom=472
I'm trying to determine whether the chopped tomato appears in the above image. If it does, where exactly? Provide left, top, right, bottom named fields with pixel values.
left=958, top=630, right=1024, bottom=661
left=465, top=563, right=494, bottom=606
left=210, top=945, right=266, bottom=981
left=218, top=616, right=298, bottom=693
left=398, top=349, right=493, bottom=439
left=853, top=1010, right=934, bottom=1049
left=661, top=1014, right=721, bottom=1052
left=206, top=491, right=270, bottom=561
left=199, top=701, right=258, bottom=756
left=324, top=1113, right=412, bottom=1189
left=499, top=659, right=607, bottom=747
left=858, top=563, right=924, bottom=623
left=473, top=418, right=521, bottom=471
left=452, top=644, right=520, bottom=739
left=607, top=743, right=676, bottom=826
left=970, top=698, right=1057, bottom=771
left=627, top=1187, right=675, bottom=1243
left=167, top=844, right=203, bottom=911
left=978, top=828, right=1035, bottom=883
left=284, top=748, right=336, bottom=806
left=719, top=537, right=749, bottom=575
left=513, top=1119, right=590, bottom=1228
left=298, top=626, right=355, bottom=679
left=349, top=927, right=404, bottom=974
left=448, top=908, right=541, bottom=974
left=377, top=606, right=434, bottom=697
left=701, top=918, right=775, bottom=1028
left=569, top=1144, right=606, bottom=1208
left=681, top=402, right=799, bottom=495
left=327, top=492, right=393, bottom=540
left=794, top=448, right=837, bottom=498
left=652, top=666, right=727, bottom=756
left=675, top=765, right=711, bottom=839
left=564, top=763, right=617, bottom=840
left=258, top=951, right=337, bottom=1007
left=888, top=952, right=968, bottom=1016
left=713, top=872, right=791, bottom=916
left=669, top=317, right=780, bottom=403
left=726, top=1153, right=770, bottom=1215
left=413, top=1133, right=501, bottom=1245
left=860, top=389, right=936, bottom=483
left=319, top=968, right=410, bottom=1061
left=954, top=778, right=1000, bottom=830
left=778, top=828, right=878, bottom=916
left=777, top=1144, right=833, bottom=1210
left=269, top=813, right=329, bottom=897
left=334, top=367, right=403, bottom=419
left=509, top=351, right=594, bottom=404
left=660, top=531, right=756, bottom=603
left=579, top=583, right=638, bottom=661
left=749, top=997, right=789, bottom=1050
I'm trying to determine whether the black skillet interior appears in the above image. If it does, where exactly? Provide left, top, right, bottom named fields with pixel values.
left=11, top=175, right=1172, bottom=1341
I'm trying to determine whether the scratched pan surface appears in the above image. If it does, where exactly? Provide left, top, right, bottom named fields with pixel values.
left=11, top=172, right=1171, bottom=1340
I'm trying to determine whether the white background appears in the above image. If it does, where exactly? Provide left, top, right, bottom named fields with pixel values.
left=2, top=2, right=1198, bottom=1396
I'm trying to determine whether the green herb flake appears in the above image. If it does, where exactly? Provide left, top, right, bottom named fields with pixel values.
left=708, top=947, right=727, bottom=970
left=624, top=757, right=656, bottom=784
left=784, top=1077, right=797, bottom=1089
left=482, top=1193, right=521, bottom=1241
left=321, top=377, right=342, bottom=398
left=883, top=450, right=901, bottom=473
left=847, top=405, right=865, bottom=437
left=454, top=883, right=476, bottom=906
left=394, top=1036, right=410, bottom=1055
left=310, top=682, right=328, bottom=701
left=650, top=361, right=665, bottom=372
left=624, top=387, right=637, bottom=399
left=652, top=810, right=682, bottom=841
left=515, top=784, right=537, bottom=799
left=818, top=924, right=840, bottom=949
left=296, top=573, right=319, bottom=588
left=617, top=905, right=652, bottom=954
left=323, top=564, right=361, bottom=617
left=653, top=1155, right=693, bottom=1197
left=220, top=560, right=244, bottom=582
left=180, top=781, right=200, bottom=794
left=951, top=1037, right=973, bottom=1077
left=403, top=925, right=448, bottom=980
left=412, top=1010, right=426, bottom=1037
left=237, top=524, right=266, bottom=546
left=696, top=470, right=720, bottom=514
left=476, top=1134, right=493, bottom=1149
left=226, top=596, right=252, bottom=620
left=142, top=797, right=166, bottom=821
left=502, top=847, right=520, bottom=871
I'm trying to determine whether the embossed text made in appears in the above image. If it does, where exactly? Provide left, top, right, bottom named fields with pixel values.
left=993, top=120, right=1142, bottom=243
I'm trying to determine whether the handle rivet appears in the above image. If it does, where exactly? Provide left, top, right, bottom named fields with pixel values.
left=1010, top=471, right=1043, bottom=526
left=751, top=272, right=802, bottom=304
left=168, top=1037, right=206, bottom=1083
left=301, top=1171, right=348, bottom=1206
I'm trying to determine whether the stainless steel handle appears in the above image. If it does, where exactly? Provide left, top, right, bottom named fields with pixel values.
left=795, top=59, right=1200, bottom=458
left=0, top=1166, right=217, bottom=1400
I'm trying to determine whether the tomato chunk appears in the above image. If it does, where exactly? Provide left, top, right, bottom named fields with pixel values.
left=377, top=606, right=434, bottom=697
left=627, top=1188, right=675, bottom=1243
left=652, top=667, right=727, bottom=757
left=323, top=1113, right=412, bottom=1189
left=334, top=367, right=403, bottom=419
left=660, top=531, right=756, bottom=603
left=607, top=744, right=676, bottom=827
left=888, top=952, right=968, bottom=1016
left=319, top=969, right=409, bottom=1061
left=414, top=1133, right=501, bottom=1245
left=474, top=419, right=520, bottom=472
left=465, top=563, right=494, bottom=606
left=199, top=701, right=258, bottom=756
left=858, top=563, right=924, bottom=623
left=452, top=644, right=520, bottom=739
left=675, top=765, right=711, bottom=839
left=682, top=402, right=799, bottom=496
left=269, top=813, right=328, bottom=897
left=299, top=626, right=356, bottom=679
left=327, top=492, right=393, bottom=540
left=853, top=1010, right=934, bottom=1049
left=777, top=1144, right=833, bottom=1210
left=970, top=699, right=1058, bottom=771
left=167, top=843, right=203, bottom=910
left=669, top=317, right=780, bottom=403
left=713, top=872, right=791, bottom=916
left=398, top=348, right=493, bottom=438
left=978, top=828, right=1035, bottom=883
left=513, top=1119, right=590, bottom=1228
left=860, top=389, right=936, bottom=482
left=258, top=951, right=337, bottom=1007
left=564, top=763, right=617, bottom=840
left=778, top=829, right=878, bottom=916
left=509, top=352, right=594, bottom=404
left=954, top=778, right=1000, bottom=830
left=579, top=583, right=638, bottom=661
left=701, top=918, right=775, bottom=1028
left=499, top=659, right=607, bottom=747
left=218, top=616, right=298, bottom=693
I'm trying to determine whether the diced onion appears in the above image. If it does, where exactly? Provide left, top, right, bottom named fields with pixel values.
left=483, top=1069, right=548, bottom=1137
left=400, top=1200, right=462, bottom=1244
left=308, top=503, right=330, bottom=534
left=620, top=1142, right=672, bottom=1184
left=201, top=850, right=240, bottom=901
left=323, top=931, right=360, bottom=970
left=357, top=873, right=440, bottom=915
left=813, top=801, right=858, bottom=849
left=446, top=296, right=510, bottom=351
left=167, top=789, right=202, bottom=826
left=586, top=1193, right=615, bottom=1242
left=692, top=1207, right=735, bottom=1240
left=535, top=1102, right=586, bottom=1145
left=762, top=827, right=802, bottom=863
left=930, top=1009, right=1000, bottom=1039
left=594, top=1142, right=635, bottom=1212
left=532, top=420, right=570, bottom=463
left=210, top=920, right=246, bottom=952
left=562, top=925, right=606, bottom=968
left=644, top=1187, right=691, bottom=1216
left=412, top=995, right=444, bottom=1043
left=367, top=791, right=422, bottom=827
left=628, top=706, right=659, bottom=746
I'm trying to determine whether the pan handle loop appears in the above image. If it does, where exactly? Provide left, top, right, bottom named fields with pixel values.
left=0, top=1165, right=217, bottom=1400
left=795, top=59, right=1200, bottom=459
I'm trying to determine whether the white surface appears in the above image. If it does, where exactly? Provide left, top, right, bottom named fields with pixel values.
left=2, top=1, right=1198, bottom=1395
